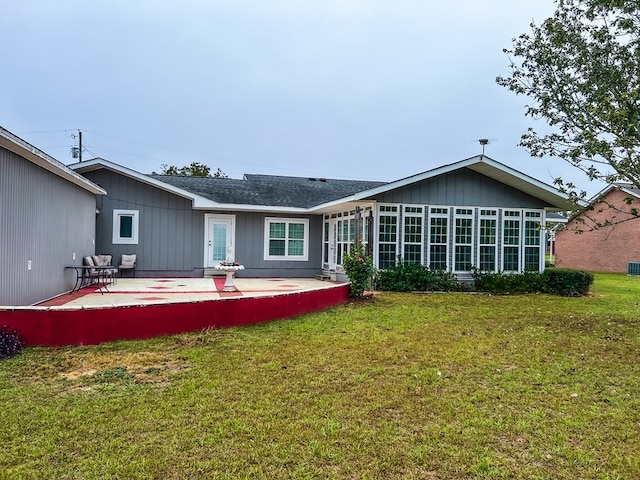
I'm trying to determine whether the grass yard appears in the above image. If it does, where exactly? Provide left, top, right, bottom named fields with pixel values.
left=1, top=273, right=639, bottom=479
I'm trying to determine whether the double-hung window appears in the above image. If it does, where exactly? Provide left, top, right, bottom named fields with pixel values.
left=524, top=211, right=542, bottom=271
left=429, top=207, right=449, bottom=270
left=113, top=209, right=139, bottom=244
left=502, top=211, right=521, bottom=271
left=403, top=206, right=423, bottom=264
left=264, top=218, right=309, bottom=261
left=378, top=206, right=398, bottom=269
left=478, top=209, right=497, bottom=271
left=454, top=208, right=474, bottom=271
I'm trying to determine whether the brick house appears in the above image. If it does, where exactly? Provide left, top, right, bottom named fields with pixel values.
left=554, top=184, right=640, bottom=273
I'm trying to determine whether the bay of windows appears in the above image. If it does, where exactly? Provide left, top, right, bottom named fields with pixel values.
left=373, top=205, right=544, bottom=273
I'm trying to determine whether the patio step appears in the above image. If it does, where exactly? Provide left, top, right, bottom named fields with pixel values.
left=315, top=273, right=333, bottom=281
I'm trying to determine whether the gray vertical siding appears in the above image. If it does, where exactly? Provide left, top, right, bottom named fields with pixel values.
left=234, top=212, right=323, bottom=277
left=371, top=168, right=548, bottom=208
left=86, top=170, right=203, bottom=276
left=0, top=148, right=97, bottom=305
left=84, top=170, right=324, bottom=277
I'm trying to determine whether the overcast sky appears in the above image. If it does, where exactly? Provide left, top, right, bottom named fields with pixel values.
left=0, top=0, right=605, bottom=195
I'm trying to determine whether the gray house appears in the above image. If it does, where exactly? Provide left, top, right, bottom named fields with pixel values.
left=71, top=155, right=574, bottom=280
left=0, top=127, right=105, bottom=306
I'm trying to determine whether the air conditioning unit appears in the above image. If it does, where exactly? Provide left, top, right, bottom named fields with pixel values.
left=628, top=262, right=640, bottom=276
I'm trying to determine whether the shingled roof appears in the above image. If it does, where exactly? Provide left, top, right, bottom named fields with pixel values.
left=148, top=173, right=387, bottom=208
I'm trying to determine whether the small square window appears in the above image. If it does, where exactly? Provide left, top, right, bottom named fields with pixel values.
left=113, top=209, right=139, bottom=244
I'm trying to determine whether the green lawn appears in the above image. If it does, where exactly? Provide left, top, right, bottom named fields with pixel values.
left=1, top=273, right=639, bottom=479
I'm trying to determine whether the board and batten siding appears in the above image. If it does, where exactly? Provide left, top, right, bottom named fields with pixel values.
left=371, top=168, right=548, bottom=209
left=0, top=148, right=97, bottom=306
left=234, top=212, right=323, bottom=277
left=85, top=169, right=204, bottom=276
left=84, top=170, right=325, bottom=277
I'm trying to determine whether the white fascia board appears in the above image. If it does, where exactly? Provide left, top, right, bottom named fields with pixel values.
left=0, top=126, right=106, bottom=195
left=308, top=197, right=359, bottom=213
left=308, top=157, right=487, bottom=211
left=193, top=204, right=310, bottom=213
left=311, top=155, right=581, bottom=211
left=70, top=159, right=317, bottom=213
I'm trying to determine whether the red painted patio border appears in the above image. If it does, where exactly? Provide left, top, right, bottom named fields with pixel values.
left=0, top=284, right=350, bottom=347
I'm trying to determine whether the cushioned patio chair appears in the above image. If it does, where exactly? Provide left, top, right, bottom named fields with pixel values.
left=92, top=254, right=119, bottom=283
left=82, top=256, right=102, bottom=287
left=119, top=254, right=137, bottom=277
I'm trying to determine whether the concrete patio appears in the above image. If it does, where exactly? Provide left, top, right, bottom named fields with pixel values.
left=1, top=278, right=351, bottom=347
left=36, top=277, right=344, bottom=308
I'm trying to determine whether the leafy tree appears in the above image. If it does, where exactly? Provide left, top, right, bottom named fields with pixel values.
left=497, top=0, right=640, bottom=207
left=158, top=162, right=227, bottom=178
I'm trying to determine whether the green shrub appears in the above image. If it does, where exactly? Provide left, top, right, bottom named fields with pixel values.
left=545, top=268, right=594, bottom=297
left=472, top=267, right=593, bottom=296
left=375, top=263, right=459, bottom=292
left=471, top=268, right=548, bottom=294
left=342, top=243, right=376, bottom=298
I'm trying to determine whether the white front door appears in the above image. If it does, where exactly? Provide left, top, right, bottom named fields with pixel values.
left=328, top=219, right=339, bottom=271
left=205, top=215, right=235, bottom=267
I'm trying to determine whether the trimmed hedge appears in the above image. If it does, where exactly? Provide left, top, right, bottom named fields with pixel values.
left=375, top=263, right=460, bottom=292
left=471, top=267, right=593, bottom=296
left=376, top=265, right=594, bottom=297
left=471, top=269, right=548, bottom=294
left=545, top=268, right=594, bottom=297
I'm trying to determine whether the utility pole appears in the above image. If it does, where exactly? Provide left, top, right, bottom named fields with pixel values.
left=78, top=130, right=83, bottom=162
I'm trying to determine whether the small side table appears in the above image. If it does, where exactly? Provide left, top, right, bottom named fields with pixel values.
left=213, top=264, right=245, bottom=292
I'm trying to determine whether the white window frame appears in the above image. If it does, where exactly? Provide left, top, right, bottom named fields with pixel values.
left=113, top=209, right=139, bottom=245
left=427, top=207, right=449, bottom=270
left=502, top=209, right=522, bottom=272
left=402, top=206, right=424, bottom=264
left=264, top=217, right=309, bottom=261
left=524, top=210, right=543, bottom=271
left=376, top=204, right=400, bottom=270
left=477, top=209, right=498, bottom=272
left=453, top=207, right=474, bottom=272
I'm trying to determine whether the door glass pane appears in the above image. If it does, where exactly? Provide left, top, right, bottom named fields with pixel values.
left=212, top=224, right=227, bottom=261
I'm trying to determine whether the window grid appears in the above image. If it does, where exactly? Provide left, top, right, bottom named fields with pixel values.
left=479, top=217, right=497, bottom=271
left=378, top=208, right=399, bottom=269
left=429, top=210, right=448, bottom=270
left=503, top=246, right=519, bottom=271
left=403, top=215, right=422, bottom=264
left=454, top=215, right=473, bottom=271
left=524, top=220, right=541, bottom=246
left=503, top=215, right=521, bottom=271
left=265, top=218, right=308, bottom=260
left=524, top=247, right=540, bottom=271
